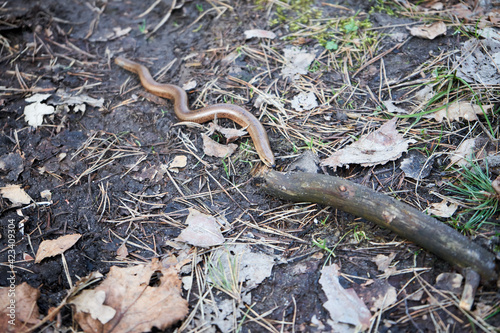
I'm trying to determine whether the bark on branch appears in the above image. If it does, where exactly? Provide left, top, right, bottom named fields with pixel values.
left=257, top=169, right=498, bottom=282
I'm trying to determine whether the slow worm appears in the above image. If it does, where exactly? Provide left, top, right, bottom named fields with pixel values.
left=115, top=57, right=275, bottom=167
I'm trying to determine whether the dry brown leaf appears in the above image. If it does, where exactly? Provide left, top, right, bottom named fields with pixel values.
left=319, top=264, right=371, bottom=331
left=428, top=199, right=458, bottom=218
left=492, top=175, right=500, bottom=196
left=373, top=253, right=396, bottom=273
left=408, top=21, right=446, bottom=40
left=449, top=138, right=476, bottom=168
left=358, top=279, right=398, bottom=312
left=321, top=118, right=415, bottom=170
left=116, top=243, right=128, bottom=259
left=202, top=133, right=237, bottom=159
left=425, top=101, right=492, bottom=123
left=208, top=122, right=247, bottom=142
left=175, top=208, right=225, bottom=247
left=450, top=3, right=474, bottom=20
left=0, top=282, right=41, bottom=332
left=73, top=259, right=187, bottom=333
left=0, top=184, right=32, bottom=207
left=169, top=155, right=187, bottom=171
left=35, top=234, right=82, bottom=263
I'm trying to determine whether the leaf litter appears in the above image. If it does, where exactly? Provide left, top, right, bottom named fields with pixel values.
left=175, top=208, right=225, bottom=247
left=2, top=1, right=500, bottom=332
left=0, top=282, right=41, bottom=331
left=71, top=258, right=188, bottom=333
left=35, top=234, right=82, bottom=263
left=322, top=118, right=416, bottom=170
left=319, top=264, right=371, bottom=331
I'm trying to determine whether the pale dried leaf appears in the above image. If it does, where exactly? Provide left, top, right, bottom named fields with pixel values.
left=69, top=289, right=116, bottom=324
left=319, top=264, right=371, bottom=331
left=35, top=234, right=82, bottom=263
left=450, top=4, right=474, bottom=20
left=208, top=122, right=247, bottom=141
left=253, top=92, right=284, bottom=109
left=116, top=243, right=128, bottom=259
left=382, top=100, right=409, bottom=114
left=428, top=199, right=458, bottom=218
left=321, top=118, right=415, bottom=170
left=24, top=101, right=55, bottom=127
left=73, top=259, right=188, bottom=333
left=291, top=92, right=318, bottom=111
left=211, top=244, right=275, bottom=292
left=492, top=176, right=500, bottom=196
left=169, top=155, right=187, bottom=169
left=408, top=21, right=446, bottom=40
left=244, top=29, right=276, bottom=39
left=112, top=27, right=131, bottom=38
left=472, top=303, right=493, bottom=318
left=373, top=253, right=396, bottom=273
left=55, top=91, right=104, bottom=108
left=182, top=80, right=197, bottom=91
left=40, top=189, right=52, bottom=201
left=0, top=184, right=32, bottom=206
left=434, top=273, right=463, bottom=294
left=25, top=93, right=51, bottom=103
left=425, top=101, right=492, bottom=122
left=282, top=47, right=315, bottom=79
left=202, top=133, right=237, bottom=158
left=0, top=282, right=41, bottom=331
left=175, top=208, right=225, bottom=247
left=456, top=34, right=500, bottom=85
left=449, top=138, right=476, bottom=167
left=414, top=86, right=435, bottom=103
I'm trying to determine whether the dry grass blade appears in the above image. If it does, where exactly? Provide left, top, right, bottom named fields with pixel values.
left=97, top=181, right=110, bottom=222
left=69, top=132, right=145, bottom=186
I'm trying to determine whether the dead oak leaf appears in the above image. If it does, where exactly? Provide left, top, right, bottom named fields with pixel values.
left=175, top=208, right=225, bottom=247
left=425, top=101, right=492, bottom=123
left=72, top=259, right=188, bottom=333
left=0, top=282, right=41, bottom=332
left=321, top=118, right=415, bottom=170
left=408, top=21, right=446, bottom=40
left=35, top=234, right=82, bottom=263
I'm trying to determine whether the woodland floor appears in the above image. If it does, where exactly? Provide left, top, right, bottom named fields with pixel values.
left=0, top=0, right=499, bottom=332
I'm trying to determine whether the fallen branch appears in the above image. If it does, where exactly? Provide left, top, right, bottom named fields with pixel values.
left=257, top=169, right=498, bottom=282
